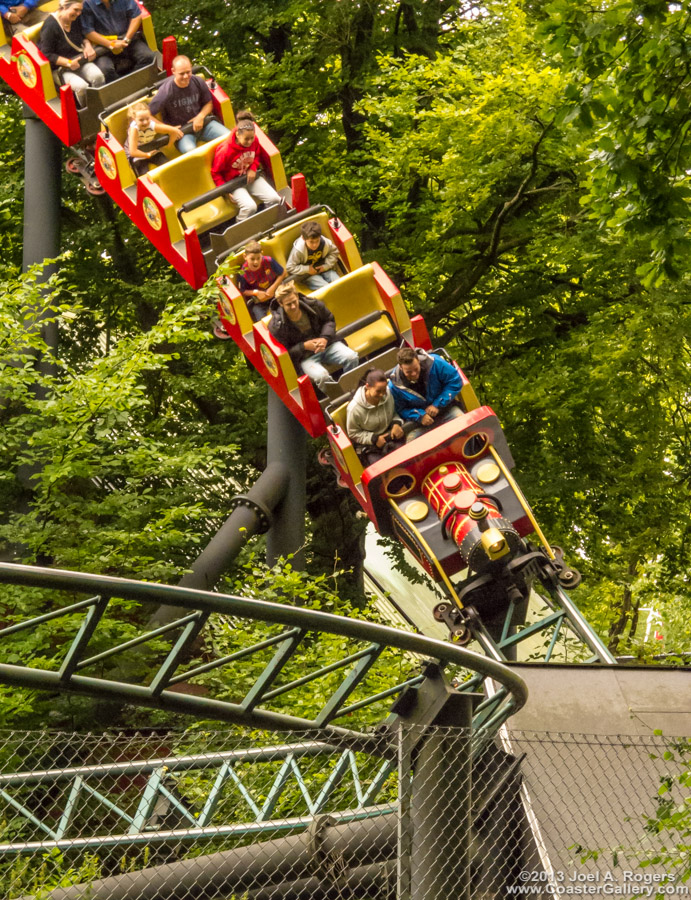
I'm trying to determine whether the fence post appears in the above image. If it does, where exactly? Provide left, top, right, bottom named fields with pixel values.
left=397, top=720, right=414, bottom=900
left=408, top=710, right=474, bottom=900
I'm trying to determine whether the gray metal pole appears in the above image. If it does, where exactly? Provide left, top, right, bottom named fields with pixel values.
left=149, top=462, right=290, bottom=627
left=266, top=387, right=306, bottom=569
left=22, top=106, right=62, bottom=372
left=11, top=107, right=63, bottom=520
left=27, top=814, right=397, bottom=900
left=409, top=702, right=474, bottom=900
left=178, top=461, right=289, bottom=591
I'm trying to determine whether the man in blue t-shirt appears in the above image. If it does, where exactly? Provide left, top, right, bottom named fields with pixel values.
left=81, top=0, right=155, bottom=83
left=1, top=0, right=45, bottom=34
left=149, top=55, right=229, bottom=154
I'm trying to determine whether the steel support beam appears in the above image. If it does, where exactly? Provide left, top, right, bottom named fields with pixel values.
left=390, top=665, right=476, bottom=900
left=409, top=718, right=473, bottom=900
left=266, top=388, right=306, bottom=569
left=22, top=106, right=62, bottom=373
left=26, top=814, right=396, bottom=900
left=150, top=462, right=290, bottom=626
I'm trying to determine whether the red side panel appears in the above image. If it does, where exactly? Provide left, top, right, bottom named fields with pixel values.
left=291, top=174, right=309, bottom=212
left=161, top=36, right=177, bottom=75
left=328, top=217, right=357, bottom=273
left=371, top=261, right=401, bottom=323
left=410, top=314, right=432, bottom=350
left=94, top=132, right=208, bottom=289
left=1, top=38, right=81, bottom=146
left=215, top=278, right=327, bottom=437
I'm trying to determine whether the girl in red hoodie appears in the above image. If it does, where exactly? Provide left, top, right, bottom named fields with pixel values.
left=211, top=116, right=281, bottom=222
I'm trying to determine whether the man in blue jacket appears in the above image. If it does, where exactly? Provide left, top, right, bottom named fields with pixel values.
left=389, top=346, right=463, bottom=441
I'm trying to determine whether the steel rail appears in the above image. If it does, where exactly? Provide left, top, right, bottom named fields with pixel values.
left=0, top=563, right=529, bottom=720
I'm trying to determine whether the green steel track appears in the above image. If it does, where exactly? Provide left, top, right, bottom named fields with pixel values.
left=0, top=562, right=529, bottom=854
left=0, top=562, right=527, bottom=740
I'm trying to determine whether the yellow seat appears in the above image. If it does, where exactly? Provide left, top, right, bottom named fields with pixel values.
left=104, top=103, right=140, bottom=148
left=311, top=264, right=399, bottom=358
left=147, top=135, right=236, bottom=242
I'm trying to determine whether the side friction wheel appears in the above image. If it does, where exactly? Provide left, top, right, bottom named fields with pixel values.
left=65, top=157, right=83, bottom=175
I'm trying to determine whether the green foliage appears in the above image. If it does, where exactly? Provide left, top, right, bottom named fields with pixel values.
left=1, top=0, right=691, bottom=730
left=641, top=733, right=691, bottom=889
left=4, top=849, right=104, bottom=900
left=572, top=731, right=691, bottom=897
left=540, top=0, right=691, bottom=285
left=0, top=264, right=245, bottom=578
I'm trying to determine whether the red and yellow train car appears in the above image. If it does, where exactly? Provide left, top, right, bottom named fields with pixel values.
left=0, top=0, right=161, bottom=147
left=94, top=104, right=303, bottom=289
left=215, top=208, right=433, bottom=436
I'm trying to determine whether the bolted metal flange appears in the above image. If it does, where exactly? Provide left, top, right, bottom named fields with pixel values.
left=227, top=494, right=274, bottom=534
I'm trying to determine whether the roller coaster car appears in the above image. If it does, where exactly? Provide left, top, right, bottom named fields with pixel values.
left=216, top=224, right=434, bottom=436
left=95, top=113, right=300, bottom=289
left=325, top=403, right=533, bottom=575
left=326, top=396, right=582, bottom=638
left=0, top=1, right=163, bottom=147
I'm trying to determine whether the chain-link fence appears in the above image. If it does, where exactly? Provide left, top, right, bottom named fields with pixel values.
left=0, top=728, right=688, bottom=900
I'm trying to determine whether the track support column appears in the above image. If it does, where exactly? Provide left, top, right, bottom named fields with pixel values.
left=409, top=717, right=473, bottom=900
left=149, top=462, right=290, bottom=627
left=23, top=106, right=62, bottom=369
left=391, top=664, right=476, bottom=900
left=266, top=388, right=306, bottom=569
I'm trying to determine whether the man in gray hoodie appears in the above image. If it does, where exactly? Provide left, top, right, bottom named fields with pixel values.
left=346, top=369, right=405, bottom=466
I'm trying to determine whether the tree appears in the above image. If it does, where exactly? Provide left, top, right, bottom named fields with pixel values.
left=540, top=0, right=691, bottom=286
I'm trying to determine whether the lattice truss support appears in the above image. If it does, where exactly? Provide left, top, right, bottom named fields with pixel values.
left=0, top=740, right=396, bottom=854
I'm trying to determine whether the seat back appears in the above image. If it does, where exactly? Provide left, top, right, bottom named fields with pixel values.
left=102, top=100, right=179, bottom=167
left=260, top=211, right=333, bottom=269
left=312, top=264, right=397, bottom=358
left=21, top=20, right=46, bottom=43
left=330, top=401, right=349, bottom=431
left=147, top=135, right=237, bottom=241
left=103, top=103, right=139, bottom=149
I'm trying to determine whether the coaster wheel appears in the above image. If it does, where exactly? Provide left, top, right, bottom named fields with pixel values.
left=65, top=157, right=83, bottom=175
left=212, top=321, right=231, bottom=340
left=86, top=180, right=105, bottom=196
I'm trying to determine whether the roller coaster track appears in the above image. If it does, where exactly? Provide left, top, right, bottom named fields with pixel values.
left=0, top=562, right=526, bottom=854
